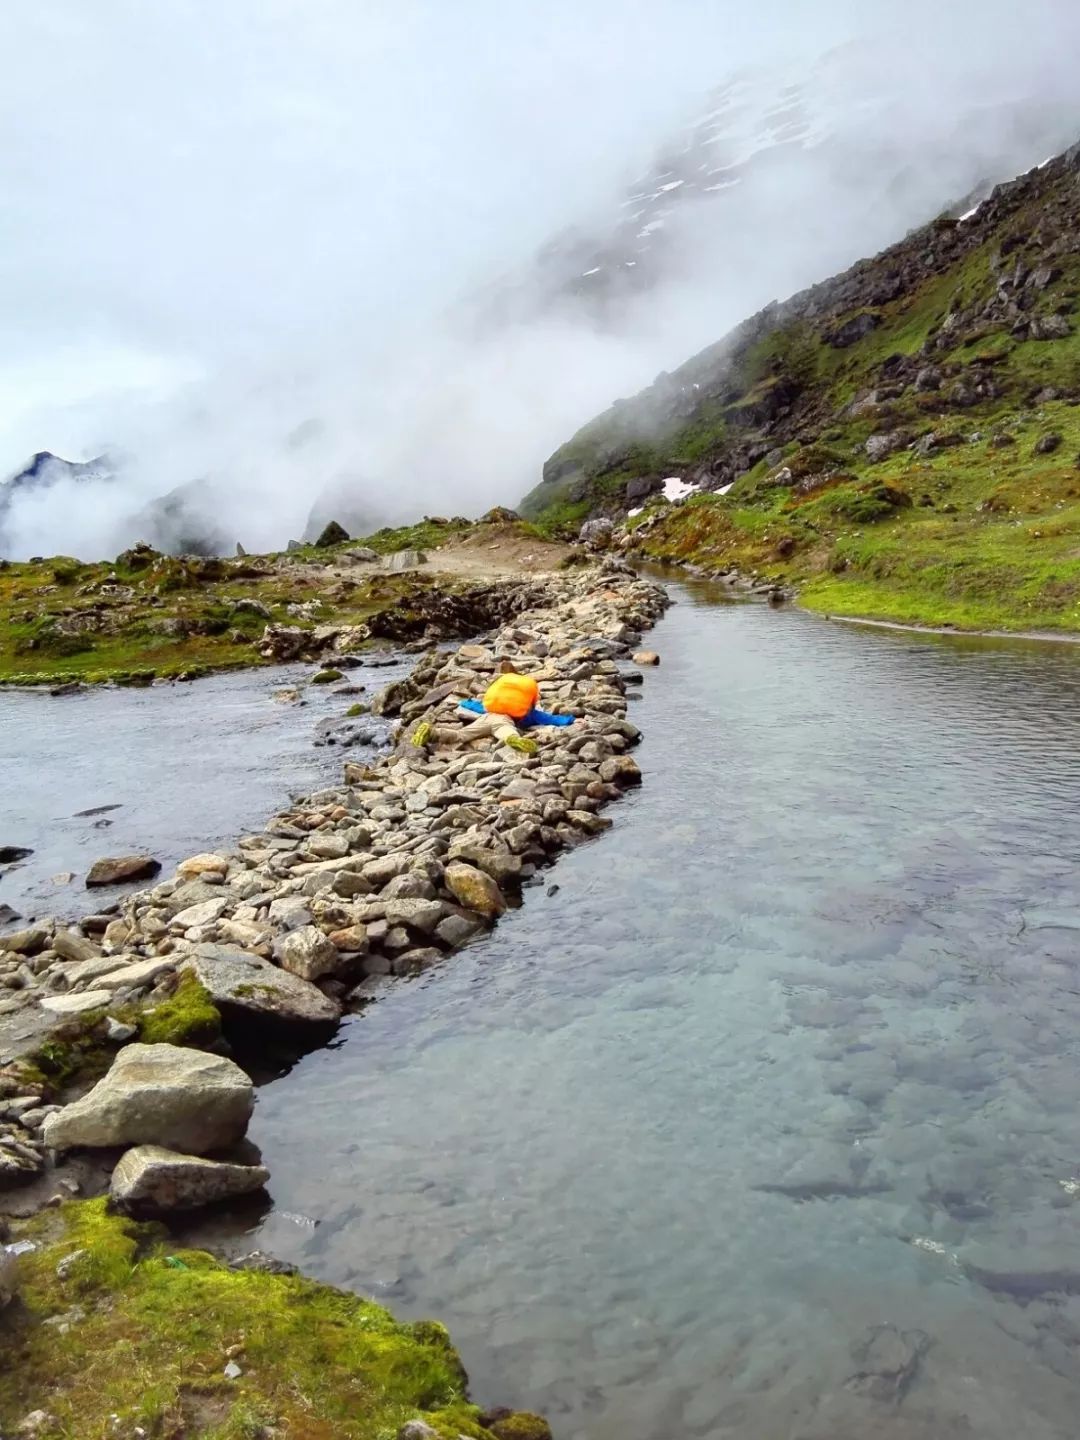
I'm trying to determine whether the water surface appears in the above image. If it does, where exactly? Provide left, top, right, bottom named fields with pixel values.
left=0, top=659, right=410, bottom=923
left=242, top=584, right=1080, bottom=1439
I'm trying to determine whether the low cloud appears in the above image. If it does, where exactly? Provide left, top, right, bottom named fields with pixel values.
left=2, top=0, right=1079, bottom=557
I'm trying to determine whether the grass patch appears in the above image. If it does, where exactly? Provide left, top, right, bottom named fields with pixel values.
left=1, top=1199, right=543, bottom=1440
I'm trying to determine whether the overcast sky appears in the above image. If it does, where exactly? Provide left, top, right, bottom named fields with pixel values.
left=2, top=1, right=1079, bottom=555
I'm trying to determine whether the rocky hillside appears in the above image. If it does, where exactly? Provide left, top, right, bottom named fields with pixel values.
left=525, top=140, right=1080, bottom=631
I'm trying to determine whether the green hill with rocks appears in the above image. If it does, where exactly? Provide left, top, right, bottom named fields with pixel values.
left=523, top=141, right=1080, bottom=631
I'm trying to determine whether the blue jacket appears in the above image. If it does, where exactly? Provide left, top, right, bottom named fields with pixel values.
left=458, top=698, right=573, bottom=729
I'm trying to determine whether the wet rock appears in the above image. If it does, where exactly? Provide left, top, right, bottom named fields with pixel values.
left=445, top=862, right=506, bottom=918
left=186, top=944, right=342, bottom=1025
left=435, top=912, right=485, bottom=948
left=483, top=1412, right=553, bottom=1440
left=85, top=855, right=161, bottom=888
left=110, top=1144, right=269, bottom=1213
left=0, top=847, right=33, bottom=865
left=229, top=1250, right=298, bottom=1275
left=599, top=755, right=642, bottom=787
left=631, top=651, right=659, bottom=666
left=845, top=1324, right=930, bottom=1402
left=42, top=1043, right=254, bottom=1154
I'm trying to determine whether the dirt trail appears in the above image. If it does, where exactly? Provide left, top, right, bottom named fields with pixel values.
left=325, top=525, right=575, bottom=583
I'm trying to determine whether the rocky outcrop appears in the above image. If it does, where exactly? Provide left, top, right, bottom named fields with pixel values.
left=527, top=139, right=1080, bottom=527
left=110, top=1144, right=268, bottom=1212
left=42, top=1044, right=253, bottom=1154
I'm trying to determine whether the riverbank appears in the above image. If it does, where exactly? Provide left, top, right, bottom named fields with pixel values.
left=0, top=561, right=666, bottom=1438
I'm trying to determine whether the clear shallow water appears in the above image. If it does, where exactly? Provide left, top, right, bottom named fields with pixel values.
left=0, top=660, right=410, bottom=923
left=239, top=584, right=1080, bottom=1440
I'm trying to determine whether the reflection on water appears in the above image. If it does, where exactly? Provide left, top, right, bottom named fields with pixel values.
left=0, top=660, right=410, bottom=922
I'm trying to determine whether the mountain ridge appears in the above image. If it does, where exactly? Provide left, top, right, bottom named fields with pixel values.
left=522, top=138, right=1080, bottom=632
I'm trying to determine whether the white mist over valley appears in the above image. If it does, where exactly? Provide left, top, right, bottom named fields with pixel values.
left=3, top=0, right=1080, bottom=558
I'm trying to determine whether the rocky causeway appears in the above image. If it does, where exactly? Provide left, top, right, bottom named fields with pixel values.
left=0, top=560, right=667, bottom=1435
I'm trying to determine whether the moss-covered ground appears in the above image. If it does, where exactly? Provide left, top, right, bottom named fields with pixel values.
left=1, top=1199, right=539, bottom=1440
left=0, top=516, right=516, bottom=686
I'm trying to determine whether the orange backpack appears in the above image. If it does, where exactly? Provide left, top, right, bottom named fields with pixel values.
left=483, top=673, right=540, bottom=719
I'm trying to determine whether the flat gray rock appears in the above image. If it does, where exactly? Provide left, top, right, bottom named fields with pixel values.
left=40, top=990, right=113, bottom=1016
left=110, top=1144, right=269, bottom=1212
left=185, top=944, right=341, bottom=1025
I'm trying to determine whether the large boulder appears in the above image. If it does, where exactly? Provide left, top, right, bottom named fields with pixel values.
left=383, top=549, right=425, bottom=571
left=184, top=944, right=342, bottom=1025
left=42, top=1044, right=253, bottom=1155
left=110, top=1144, right=269, bottom=1213
left=314, top=520, right=350, bottom=548
left=85, top=855, right=161, bottom=888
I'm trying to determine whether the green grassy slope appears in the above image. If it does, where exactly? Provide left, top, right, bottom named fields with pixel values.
left=527, top=142, right=1080, bottom=631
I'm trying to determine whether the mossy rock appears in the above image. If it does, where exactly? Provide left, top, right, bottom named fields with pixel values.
left=312, top=668, right=344, bottom=684
left=138, top=975, right=221, bottom=1048
left=485, top=1412, right=554, bottom=1440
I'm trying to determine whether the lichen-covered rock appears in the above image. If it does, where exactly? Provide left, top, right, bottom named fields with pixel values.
left=110, top=1144, right=269, bottom=1212
left=483, top=1411, right=554, bottom=1440
left=274, top=925, right=340, bottom=982
left=42, top=1044, right=253, bottom=1154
